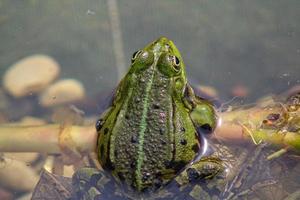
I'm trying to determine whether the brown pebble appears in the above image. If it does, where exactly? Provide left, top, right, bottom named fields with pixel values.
left=0, top=158, right=39, bottom=192
left=39, top=79, right=85, bottom=107
left=3, top=54, right=60, bottom=97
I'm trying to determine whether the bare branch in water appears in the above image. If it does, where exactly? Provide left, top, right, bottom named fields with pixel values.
left=0, top=93, right=299, bottom=156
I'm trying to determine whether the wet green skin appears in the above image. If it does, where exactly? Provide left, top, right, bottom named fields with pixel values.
left=73, top=37, right=224, bottom=199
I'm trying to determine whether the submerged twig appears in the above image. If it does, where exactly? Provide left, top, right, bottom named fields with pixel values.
left=0, top=124, right=96, bottom=154
left=215, top=92, right=300, bottom=152
left=0, top=93, right=299, bottom=157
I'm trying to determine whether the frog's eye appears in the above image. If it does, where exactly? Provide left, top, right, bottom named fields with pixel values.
left=157, top=53, right=182, bottom=77
left=131, top=50, right=143, bottom=62
left=130, top=50, right=154, bottom=72
left=171, top=55, right=180, bottom=72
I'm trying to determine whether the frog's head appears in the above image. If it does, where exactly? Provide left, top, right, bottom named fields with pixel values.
left=125, top=36, right=187, bottom=98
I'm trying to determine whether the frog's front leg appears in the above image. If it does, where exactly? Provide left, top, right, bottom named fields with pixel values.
left=184, top=84, right=217, bottom=134
left=72, top=168, right=110, bottom=200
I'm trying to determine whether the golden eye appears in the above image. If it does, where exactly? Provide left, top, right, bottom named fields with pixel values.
left=171, top=55, right=180, bottom=72
left=157, top=53, right=181, bottom=77
left=130, top=50, right=154, bottom=73
left=131, top=50, right=142, bottom=62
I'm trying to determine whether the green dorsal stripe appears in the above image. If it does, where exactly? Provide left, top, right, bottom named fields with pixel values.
left=135, top=68, right=155, bottom=190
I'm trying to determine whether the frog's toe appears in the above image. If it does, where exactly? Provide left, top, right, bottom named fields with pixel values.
left=175, top=157, right=225, bottom=186
left=72, top=168, right=101, bottom=189
left=189, top=158, right=224, bottom=181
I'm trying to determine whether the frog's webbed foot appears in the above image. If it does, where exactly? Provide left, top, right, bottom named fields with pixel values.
left=175, top=156, right=225, bottom=186
left=72, top=167, right=110, bottom=200
left=169, top=157, right=225, bottom=200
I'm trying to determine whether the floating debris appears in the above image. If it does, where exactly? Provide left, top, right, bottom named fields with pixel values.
left=231, top=84, right=249, bottom=97
left=198, top=85, right=219, bottom=99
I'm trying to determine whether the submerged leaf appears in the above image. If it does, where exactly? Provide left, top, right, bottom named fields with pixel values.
left=31, top=169, right=72, bottom=200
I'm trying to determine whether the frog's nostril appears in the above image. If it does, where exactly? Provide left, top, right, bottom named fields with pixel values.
left=155, top=37, right=172, bottom=47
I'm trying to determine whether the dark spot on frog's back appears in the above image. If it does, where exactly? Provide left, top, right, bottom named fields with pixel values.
left=142, top=172, right=151, bottom=182
left=131, top=135, right=138, bottom=143
left=180, top=139, right=187, bottom=145
left=130, top=161, right=136, bottom=169
left=180, top=127, right=185, bottom=132
left=159, top=128, right=165, bottom=135
left=152, top=103, right=160, bottom=109
left=95, top=119, right=104, bottom=131
left=135, top=97, right=141, bottom=103
left=104, top=128, right=109, bottom=135
left=114, top=149, right=118, bottom=158
left=100, top=145, right=104, bottom=160
left=192, top=144, right=199, bottom=153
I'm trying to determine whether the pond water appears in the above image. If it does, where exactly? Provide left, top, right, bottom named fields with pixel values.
left=0, top=1, right=299, bottom=200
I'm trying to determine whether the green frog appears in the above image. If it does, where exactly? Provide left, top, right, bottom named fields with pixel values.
left=72, top=37, right=225, bottom=200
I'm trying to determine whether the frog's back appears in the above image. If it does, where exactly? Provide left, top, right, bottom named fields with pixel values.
left=97, top=37, right=200, bottom=191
